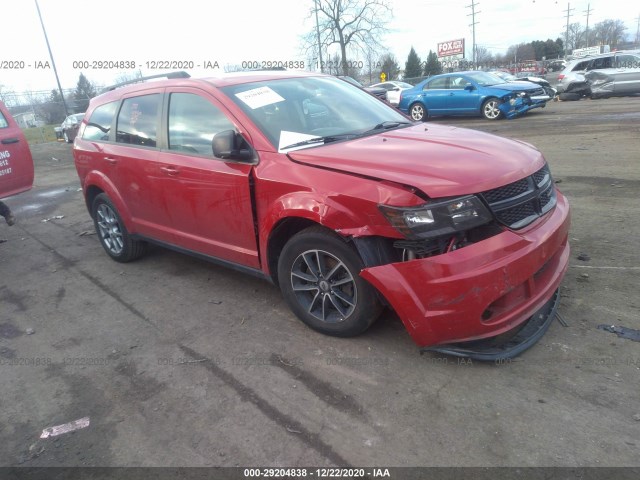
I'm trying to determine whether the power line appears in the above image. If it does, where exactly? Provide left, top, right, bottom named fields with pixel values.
left=466, top=0, right=481, bottom=65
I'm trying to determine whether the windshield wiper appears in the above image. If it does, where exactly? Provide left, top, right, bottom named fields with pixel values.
left=280, top=133, right=356, bottom=151
left=362, top=121, right=413, bottom=135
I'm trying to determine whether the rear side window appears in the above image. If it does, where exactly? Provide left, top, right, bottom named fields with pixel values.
left=83, top=101, right=118, bottom=141
left=167, top=93, right=235, bottom=156
left=0, top=112, right=8, bottom=129
left=116, top=94, right=160, bottom=147
left=588, top=56, right=613, bottom=70
left=426, top=77, right=448, bottom=89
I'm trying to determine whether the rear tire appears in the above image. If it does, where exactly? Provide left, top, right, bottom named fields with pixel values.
left=92, top=193, right=147, bottom=263
left=409, top=102, right=426, bottom=121
left=277, top=227, right=382, bottom=337
left=558, top=92, right=581, bottom=101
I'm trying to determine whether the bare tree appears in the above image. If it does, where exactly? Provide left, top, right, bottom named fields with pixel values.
left=560, top=22, right=585, bottom=51
left=475, top=45, right=494, bottom=67
left=304, top=0, right=392, bottom=76
left=592, top=19, right=627, bottom=48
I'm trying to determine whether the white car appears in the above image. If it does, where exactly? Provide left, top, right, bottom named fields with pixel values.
left=370, top=81, right=414, bottom=106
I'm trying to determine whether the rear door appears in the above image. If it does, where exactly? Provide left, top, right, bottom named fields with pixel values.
left=613, top=54, right=640, bottom=94
left=422, top=77, right=451, bottom=114
left=0, top=101, right=34, bottom=198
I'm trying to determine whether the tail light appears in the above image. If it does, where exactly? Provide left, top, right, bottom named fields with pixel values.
left=557, top=74, right=565, bottom=80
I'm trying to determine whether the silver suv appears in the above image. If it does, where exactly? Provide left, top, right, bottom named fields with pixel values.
left=556, top=51, right=640, bottom=98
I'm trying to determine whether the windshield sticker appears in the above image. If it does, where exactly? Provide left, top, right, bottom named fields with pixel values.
left=278, top=131, right=322, bottom=153
left=235, top=86, right=285, bottom=110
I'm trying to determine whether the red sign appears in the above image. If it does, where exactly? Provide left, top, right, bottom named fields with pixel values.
left=437, top=39, right=465, bottom=58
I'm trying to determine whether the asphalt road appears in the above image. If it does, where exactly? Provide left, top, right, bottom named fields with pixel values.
left=1, top=96, right=639, bottom=470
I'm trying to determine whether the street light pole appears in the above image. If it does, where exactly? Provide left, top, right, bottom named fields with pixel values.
left=34, top=0, right=69, bottom=117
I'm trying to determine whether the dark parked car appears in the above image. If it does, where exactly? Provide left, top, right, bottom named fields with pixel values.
left=73, top=70, right=570, bottom=360
left=398, top=71, right=550, bottom=121
left=337, top=76, right=387, bottom=101
left=61, top=113, right=85, bottom=143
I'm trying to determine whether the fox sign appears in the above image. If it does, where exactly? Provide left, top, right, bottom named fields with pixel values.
left=437, top=39, right=465, bottom=57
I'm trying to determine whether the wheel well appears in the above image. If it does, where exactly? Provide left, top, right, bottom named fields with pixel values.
left=266, top=217, right=319, bottom=283
left=85, top=185, right=104, bottom=217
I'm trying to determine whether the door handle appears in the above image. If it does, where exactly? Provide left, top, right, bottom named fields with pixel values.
left=1, top=138, right=19, bottom=144
left=160, top=166, right=179, bottom=176
left=103, top=157, right=117, bottom=165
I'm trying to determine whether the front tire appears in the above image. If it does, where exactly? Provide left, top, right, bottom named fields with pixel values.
left=409, top=102, right=426, bottom=121
left=277, top=227, right=382, bottom=337
left=92, top=193, right=147, bottom=263
left=63, top=130, right=71, bottom=143
left=481, top=98, right=503, bottom=120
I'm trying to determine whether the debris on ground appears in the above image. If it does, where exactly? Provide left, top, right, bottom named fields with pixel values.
left=597, top=324, right=640, bottom=342
left=25, top=328, right=35, bottom=335
left=78, top=230, right=95, bottom=236
left=577, top=253, right=591, bottom=261
left=41, top=215, right=65, bottom=223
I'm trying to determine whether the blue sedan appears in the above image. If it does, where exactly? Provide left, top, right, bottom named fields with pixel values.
left=398, top=71, right=550, bottom=121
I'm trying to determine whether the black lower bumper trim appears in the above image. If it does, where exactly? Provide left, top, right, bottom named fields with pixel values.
left=420, top=288, right=560, bottom=361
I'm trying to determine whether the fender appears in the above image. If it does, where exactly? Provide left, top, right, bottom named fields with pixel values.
left=82, top=170, right=136, bottom=233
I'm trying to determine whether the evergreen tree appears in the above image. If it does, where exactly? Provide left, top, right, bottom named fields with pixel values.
left=423, top=51, right=442, bottom=76
left=404, top=47, right=422, bottom=80
left=73, top=73, right=97, bottom=112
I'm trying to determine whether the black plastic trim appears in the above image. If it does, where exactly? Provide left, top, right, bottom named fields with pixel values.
left=420, top=289, right=560, bottom=361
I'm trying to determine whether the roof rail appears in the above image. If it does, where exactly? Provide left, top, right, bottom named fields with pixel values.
left=101, top=71, right=191, bottom=93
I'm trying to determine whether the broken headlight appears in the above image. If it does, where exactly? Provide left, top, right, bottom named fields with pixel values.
left=379, top=195, right=493, bottom=240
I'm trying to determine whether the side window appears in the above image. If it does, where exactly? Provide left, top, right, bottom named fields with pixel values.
left=168, top=93, right=236, bottom=156
left=425, top=77, right=448, bottom=90
left=588, top=56, right=612, bottom=70
left=116, top=94, right=160, bottom=147
left=574, top=60, right=590, bottom=71
left=0, top=111, right=8, bottom=129
left=615, top=55, right=639, bottom=68
left=83, top=101, right=118, bottom=141
left=449, top=76, right=468, bottom=89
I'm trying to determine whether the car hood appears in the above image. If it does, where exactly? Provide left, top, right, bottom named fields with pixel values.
left=489, top=81, right=541, bottom=92
left=287, top=124, right=545, bottom=198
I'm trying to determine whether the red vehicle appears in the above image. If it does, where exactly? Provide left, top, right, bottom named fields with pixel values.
left=0, top=101, right=35, bottom=210
left=73, top=71, right=570, bottom=360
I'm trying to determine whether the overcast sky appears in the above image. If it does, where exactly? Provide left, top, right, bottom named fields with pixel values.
left=3, top=0, right=636, bottom=94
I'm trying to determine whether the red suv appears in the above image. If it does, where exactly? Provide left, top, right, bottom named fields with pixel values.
left=0, top=100, right=35, bottom=221
left=73, top=71, right=570, bottom=360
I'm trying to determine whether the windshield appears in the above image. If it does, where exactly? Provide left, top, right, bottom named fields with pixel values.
left=492, top=71, right=516, bottom=81
left=465, top=72, right=506, bottom=86
left=221, top=76, right=409, bottom=151
left=397, top=82, right=413, bottom=88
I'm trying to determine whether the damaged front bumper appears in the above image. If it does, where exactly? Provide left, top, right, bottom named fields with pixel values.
left=360, top=193, right=570, bottom=360
left=498, top=92, right=547, bottom=119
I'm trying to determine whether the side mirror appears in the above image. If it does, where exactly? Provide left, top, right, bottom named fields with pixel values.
left=392, top=87, right=400, bottom=91
left=464, top=84, right=475, bottom=91
left=212, top=130, right=253, bottom=161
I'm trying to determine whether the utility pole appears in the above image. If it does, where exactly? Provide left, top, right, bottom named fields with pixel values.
left=584, top=4, right=593, bottom=48
left=314, top=0, right=324, bottom=73
left=34, top=0, right=69, bottom=117
left=635, top=13, right=640, bottom=47
left=466, top=0, right=480, bottom=67
left=563, top=2, right=574, bottom=59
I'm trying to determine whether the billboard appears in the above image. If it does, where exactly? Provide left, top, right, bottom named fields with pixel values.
left=437, top=39, right=465, bottom=58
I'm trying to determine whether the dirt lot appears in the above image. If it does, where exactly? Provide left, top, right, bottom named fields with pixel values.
left=1, top=97, right=639, bottom=471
